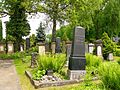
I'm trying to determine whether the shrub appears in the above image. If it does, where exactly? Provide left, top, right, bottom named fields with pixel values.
left=86, top=53, right=102, bottom=68
left=32, top=69, right=45, bottom=80
left=115, top=48, right=120, bottom=56
left=86, top=53, right=103, bottom=75
left=0, top=52, right=24, bottom=60
left=37, top=54, right=66, bottom=72
left=98, top=62, right=120, bottom=90
left=102, top=32, right=116, bottom=59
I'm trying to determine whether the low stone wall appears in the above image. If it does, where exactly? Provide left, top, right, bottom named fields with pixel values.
left=25, top=71, right=98, bottom=89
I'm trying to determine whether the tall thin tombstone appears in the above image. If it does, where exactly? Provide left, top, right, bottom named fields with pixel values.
left=68, top=26, right=86, bottom=80
left=26, top=38, right=30, bottom=50
left=55, top=37, right=61, bottom=53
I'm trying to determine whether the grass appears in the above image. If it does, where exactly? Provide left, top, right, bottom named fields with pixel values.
left=14, top=55, right=104, bottom=90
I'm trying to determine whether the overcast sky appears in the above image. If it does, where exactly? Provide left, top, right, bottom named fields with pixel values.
left=1, top=13, right=61, bottom=39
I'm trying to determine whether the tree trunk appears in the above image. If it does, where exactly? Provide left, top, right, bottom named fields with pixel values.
left=52, top=18, right=57, bottom=42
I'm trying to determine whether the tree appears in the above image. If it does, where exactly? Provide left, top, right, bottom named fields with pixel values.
left=37, top=0, right=69, bottom=42
left=6, top=0, right=30, bottom=51
left=30, top=34, right=36, bottom=47
left=0, top=20, right=2, bottom=41
left=36, top=22, right=46, bottom=43
left=102, top=32, right=116, bottom=60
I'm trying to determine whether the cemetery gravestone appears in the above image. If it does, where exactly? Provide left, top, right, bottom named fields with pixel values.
left=38, top=43, right=45, bottom=55
left=55, top=37, right=61, bottom=53
left=108, top=53, right=113, bottom=61
left=51, top=42, right=55, bottom=54
left=68, top=26, right=86, bottom=80
left=31, top=52, right=38, bottom=68
left=45, top=43, right=50, bottom=52
left=95, top=40, right=103, bottom=57
left=0, top=43, right=5, bottom=53
left=26, top=38, right=30, bottom=50
left=7, top=42, right=14, bottom=53
left=66, top=41, right=72, bottom=67
left=88, top=43, right=94, bottom=54
left=85, top=43, right=88, bottom=53
left=20, top=44, right=24, bottom=52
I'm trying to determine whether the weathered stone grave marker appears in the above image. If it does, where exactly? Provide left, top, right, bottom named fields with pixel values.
left=108, top=53, right=113, bottom=61
left=31, top=52, right=38, bottom=68
left=7, top=42, right=14, bottom=53
left=66, top=41, right=72, bottom=67
left=51, top=42, right=55, bottom=54
left=68, top=26, right=86, bottom=80
left=38, top=43, right=45, bottom=55
left=95, top=40, right=103, bottom=58
left=0, top=43, right=5, bottom=53
left=55, top=37, right=61, bottom=53
left=88, top=43, right=94, bottom=54
left=26, top=38, right=30, bottom=50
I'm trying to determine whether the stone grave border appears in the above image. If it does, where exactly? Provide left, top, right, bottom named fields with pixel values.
left=25, top=70, right=98, bottom=89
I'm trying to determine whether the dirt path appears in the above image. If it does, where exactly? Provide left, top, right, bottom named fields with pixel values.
left=0, top=60, right=21, bottom=90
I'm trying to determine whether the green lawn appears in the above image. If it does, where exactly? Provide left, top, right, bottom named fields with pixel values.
left=14, top=56, right=104, bottom=90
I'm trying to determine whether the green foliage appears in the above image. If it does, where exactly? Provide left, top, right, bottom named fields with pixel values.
left=37, top=54, right=66, bottom=72
left=86, top=53, right=102, bottom=68
left=86, top=53, right=103, bottom=75
left=27, top=46, right=38, bottom=55
left=5, top=0, right=30, bottom=51
left=30, top=34, right=36, bottom=47
left=102, top=32, right=116, bottom=59
left=115, top=48, right=120, bottom=56
left=98, top=62, right=120, bottom=90
left=56, top=25, right=73, bottom=41
left=0, top=52, right=24, bottom=60
left=32, top=69, right=45, bottom=80
left=36, top=22, right=46, bottom=43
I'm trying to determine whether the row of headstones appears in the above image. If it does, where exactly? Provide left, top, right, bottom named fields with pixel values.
left=0, top=42, right=14, bottom=53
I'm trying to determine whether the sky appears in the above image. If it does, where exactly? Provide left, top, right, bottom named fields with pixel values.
left=1, top=13, right=61, bottom=39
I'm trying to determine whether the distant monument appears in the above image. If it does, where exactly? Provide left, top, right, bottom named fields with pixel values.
left=26, top=38, right=30, bottom=50
left=55, top=37, right=61, bottom=53
left=68, top=26, right=86, bottom=80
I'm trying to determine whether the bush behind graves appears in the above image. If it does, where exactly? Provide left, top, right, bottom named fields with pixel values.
left=98, top=62, right=120, bottom=90
left=102, top=32, right=116, bottom=59
left=37, top=54, right=66, bottom=72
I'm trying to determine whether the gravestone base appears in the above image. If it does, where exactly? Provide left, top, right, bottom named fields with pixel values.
left=69, top=57, right=86, bottom=70
left=68, top=70, right=86, bottom=80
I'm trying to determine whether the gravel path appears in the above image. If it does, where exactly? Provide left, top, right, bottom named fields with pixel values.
left=0, top=60, right=21, bottom=90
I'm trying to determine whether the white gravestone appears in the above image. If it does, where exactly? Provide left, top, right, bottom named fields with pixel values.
left=108, top=53, right=113, bottom=61
left=89, top=43, right=94, bottom=54
left=8, top=45, right=13, bottom=52
left=97, top=46, right=102, bottom=56
left=0, top=46, right=4, bottom=51
left=38, top=44, right=45, bottom=55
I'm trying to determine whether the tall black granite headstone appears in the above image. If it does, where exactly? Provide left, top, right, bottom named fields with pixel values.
left=26, top=38, right=30, bottom=50
left=69, top=26, right=86, bottom=70
left=55, top=37, right=61, bottom=53
left=68, top=26, right=86, bottom=80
